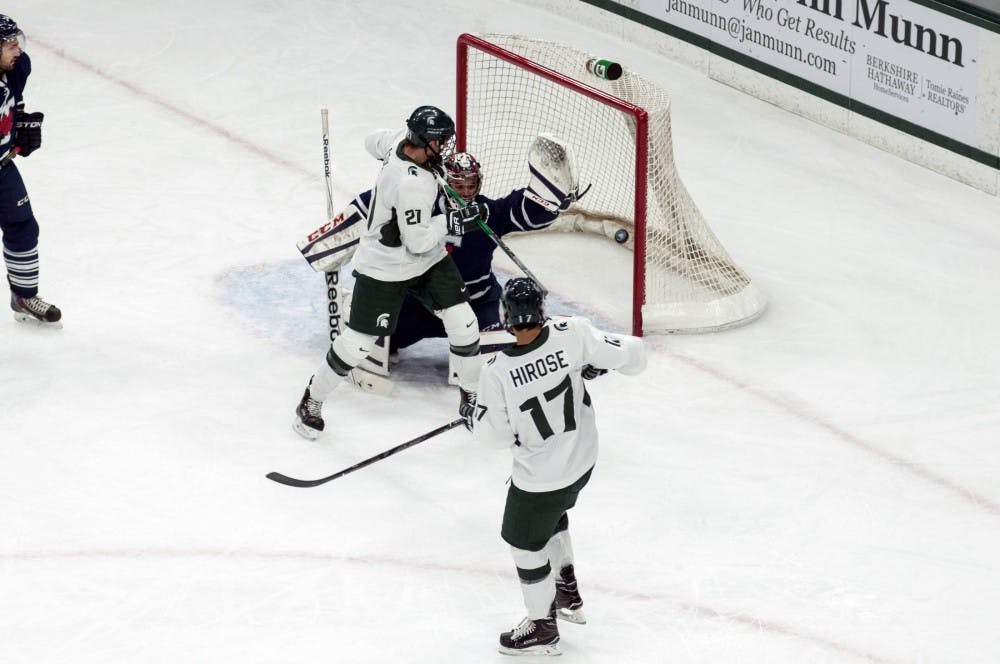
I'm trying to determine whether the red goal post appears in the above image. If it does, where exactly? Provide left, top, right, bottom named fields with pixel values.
left=455, top=33, right=766, bottom=336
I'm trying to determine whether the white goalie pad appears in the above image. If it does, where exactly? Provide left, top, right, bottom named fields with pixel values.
left=545, top=211, right=635, bottom=251
left=526, top=133, right=579, bottom=213
left=325, top=285, right=394, bottom=396
left=356, top=334, right=391, bottom=377
left=296, top=200, right=366, bottom=273
left=347, top=366, right=393, bottom=396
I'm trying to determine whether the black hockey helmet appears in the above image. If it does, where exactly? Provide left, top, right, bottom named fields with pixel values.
left=0, top=15, right=24, bottom=45
left=406, top=105, right=455, bottom=148
left=502, top=278, right=545, bottom=329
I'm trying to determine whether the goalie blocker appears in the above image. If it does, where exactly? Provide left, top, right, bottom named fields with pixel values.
left=296, top=196, right=368, bottom=274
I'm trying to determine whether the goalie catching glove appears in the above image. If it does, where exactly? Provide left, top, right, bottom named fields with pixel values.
left=525, top=133, right=590, bottom=212
left=14, top=104, right=43, bottom=157
left=446, top=201, right=486, bottom=237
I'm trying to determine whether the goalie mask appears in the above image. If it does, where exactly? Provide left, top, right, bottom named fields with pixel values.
left=501, top=278, right=545, bottom=330
left=444, top=152, right=483, bottom=202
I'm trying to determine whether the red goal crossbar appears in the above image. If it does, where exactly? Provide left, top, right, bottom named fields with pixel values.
left=456, top=33, right=649, bottom=336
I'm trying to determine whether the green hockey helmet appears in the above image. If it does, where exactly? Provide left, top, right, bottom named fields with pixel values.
left=502, top=278, right=545, bottom=329
left=405, top=105, right=455, bottom=148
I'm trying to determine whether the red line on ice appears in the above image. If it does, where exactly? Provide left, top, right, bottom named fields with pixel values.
left=31, top=38, right=353, bottom=199
left=1, top=547, right=894, bottom=663
left=669, top=348, right=1000, bottom=517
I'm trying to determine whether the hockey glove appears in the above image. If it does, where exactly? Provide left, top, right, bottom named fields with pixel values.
left=459, top=399, right=477, bottom=431
left=446, top=202, right=486, bottom=237
left=14, top=105, right=44, bottom=158
left=581, top=364, right=608, bottom=380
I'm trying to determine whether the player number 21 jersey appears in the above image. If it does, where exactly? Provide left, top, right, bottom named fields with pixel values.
left=353, top=129, right=449, bottom=282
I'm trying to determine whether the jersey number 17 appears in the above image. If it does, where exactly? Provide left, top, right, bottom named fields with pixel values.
left=519, top=375, right=577, bottom=440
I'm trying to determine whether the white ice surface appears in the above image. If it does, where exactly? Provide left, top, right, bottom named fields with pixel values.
left=2, top=1, right=999, bottom=663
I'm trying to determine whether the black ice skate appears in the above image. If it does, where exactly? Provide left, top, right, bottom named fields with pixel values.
left=293, top=379, right=324, bottom=439
left=498, top=614, right=560, bottom=656
left=11, top=293, right=62, bottom=326
left=553, top=565, right=586, bottom=624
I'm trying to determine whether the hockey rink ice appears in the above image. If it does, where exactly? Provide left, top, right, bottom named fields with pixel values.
left=2, top=1, right=999, bottom=662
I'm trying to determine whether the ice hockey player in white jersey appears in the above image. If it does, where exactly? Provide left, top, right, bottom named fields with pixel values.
left=293, top=105, right=485, bottom=439
left=468, top=277, right=646, bottom=656
left=296, top=134, right=589, bottom=392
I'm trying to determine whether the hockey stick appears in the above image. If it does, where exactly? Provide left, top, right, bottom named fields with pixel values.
left=321, top=109, right=334, bottom=216
left=321, top=108, right=342, bottom=341
left=435, top=175, right=549, bottom=295
left=317, top=110, right=391, bottom=397
left=266, top=418, right=465, bottom=488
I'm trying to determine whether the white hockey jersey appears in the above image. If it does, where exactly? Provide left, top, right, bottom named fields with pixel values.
left=475, top=316, right=646, bottom=492
left=352, top=129, right=450, bottom=282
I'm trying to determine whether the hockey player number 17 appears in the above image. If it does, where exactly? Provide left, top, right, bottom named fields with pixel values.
left=518, top=375, right=577, bottom=440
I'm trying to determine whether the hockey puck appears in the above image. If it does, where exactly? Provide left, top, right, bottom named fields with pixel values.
left=614, top=228, right=629, bottom=244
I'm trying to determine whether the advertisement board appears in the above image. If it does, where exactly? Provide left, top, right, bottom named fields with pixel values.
left=636, top=0, right=980, bottom=144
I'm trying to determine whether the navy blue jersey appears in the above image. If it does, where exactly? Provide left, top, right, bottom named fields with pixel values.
left=344, top=187, right=557, bottom=308
left=0, top=52, right=30, bottom=155
left=448, top=189, right=559, bottom=308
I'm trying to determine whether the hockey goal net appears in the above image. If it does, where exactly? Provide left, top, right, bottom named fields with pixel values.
left=456, top=33, right=766, bottom=335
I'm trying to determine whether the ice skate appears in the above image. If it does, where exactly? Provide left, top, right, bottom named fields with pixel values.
left=498, top=614, right=560, bottom=656
left=553, top=565, right=586, bottom=624
left=11, top=293, right=62, bottom=327
left=293, top=379, right=324, bottom=439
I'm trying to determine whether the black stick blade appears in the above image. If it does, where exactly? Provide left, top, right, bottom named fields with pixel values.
left=266, top=418, right=465, bottom=489
left=266, top=471, right=331, bottom=488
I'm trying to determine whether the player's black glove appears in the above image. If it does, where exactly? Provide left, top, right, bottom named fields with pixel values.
left=582, top=364, right=608, bottom=380
left=446, top=202, right=486, bottom=237
left=459, top=399, right=476, bottom=431
left=14, top=105, right=44, bottom=157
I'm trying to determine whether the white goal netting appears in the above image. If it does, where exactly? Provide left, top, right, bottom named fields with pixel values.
left=459, top=34, right=766, bottom=334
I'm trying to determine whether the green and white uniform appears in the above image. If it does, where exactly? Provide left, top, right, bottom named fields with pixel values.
left=354, top=129, right=449, bottom=282
left=475, top=315, right=646, bottom=625
left=475, top=316, right=646, bottom=492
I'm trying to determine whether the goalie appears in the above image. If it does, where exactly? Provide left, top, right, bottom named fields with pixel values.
left=298, top=134, right=586, bottom=389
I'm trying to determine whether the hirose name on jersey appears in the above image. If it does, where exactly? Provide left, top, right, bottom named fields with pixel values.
left=476, top=316, right=646, bottom=492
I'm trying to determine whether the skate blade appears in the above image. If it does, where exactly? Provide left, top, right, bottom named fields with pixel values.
left=555, top=607, right=586, bottom=624
left=498, top=643, right=561, bottom=657
left=13, top=312, right=63, bottom=328
left=292, top=418, right=322, bottom=440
